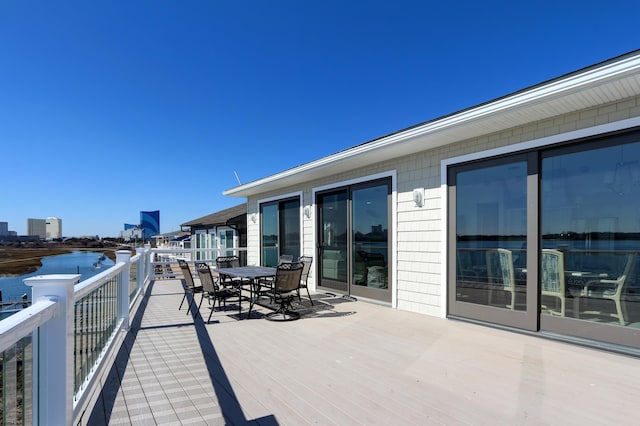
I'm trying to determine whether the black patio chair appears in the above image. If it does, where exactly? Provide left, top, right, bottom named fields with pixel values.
left=216, top=255, right=240, bottom=269
left=178, top=259, right=203, bottom=315
left=256, top=254, right=294, bottom=302
left=196, top=262, right=241, bottom=323
left=265, top=261, right=305, bottom=321
left=215, top=255, right=245, bottom=288
left=297, top=256, right=314, bottom=305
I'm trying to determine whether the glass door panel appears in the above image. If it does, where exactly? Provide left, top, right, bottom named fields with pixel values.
left=449, top=155, right=535, bottom=330
left=351, top=181, right=391, bottom=301
left=195, top=232, right=206, bottom=260
left=279, top=199, right=300, bottom=260
left=260, top=198, right=301, bottom=267
left=261, top=203, right=278, bottom=267
left=219, top=229, right=235, bottom=257
left=541, top=140, right=640, bottom=336
left=317, top=190, right=348, bottom=292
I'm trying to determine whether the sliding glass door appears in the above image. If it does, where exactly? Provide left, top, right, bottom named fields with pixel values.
left=316, top=178, right=392, bottom=303
left=260, top=197, right=300, bottom=267
left=539, top=137, right=640, bottom=346
left=448, top=154, right=537, bottom=330
left=448, top=129, right=640, bottom=349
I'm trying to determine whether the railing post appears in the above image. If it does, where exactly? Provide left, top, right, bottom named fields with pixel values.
left=116, top=250, right=131, bottom=331
left=135, top=247, right=145, bottom=293
left=24, top=274, right=80, bottom=426
left=145, top=244, right=152, bottom=282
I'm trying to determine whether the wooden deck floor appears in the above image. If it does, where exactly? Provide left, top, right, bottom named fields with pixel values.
left=88, top=278, right=640, bottom=425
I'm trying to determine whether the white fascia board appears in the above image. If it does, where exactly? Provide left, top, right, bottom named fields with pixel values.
left=224, top=54, right=640, bottom=198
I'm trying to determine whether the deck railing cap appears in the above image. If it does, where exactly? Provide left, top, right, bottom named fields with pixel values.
left=23, top=274, right=81, bottom=286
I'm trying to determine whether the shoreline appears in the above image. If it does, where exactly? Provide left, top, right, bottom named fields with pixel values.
left=0, top=248, right=118, bottom=277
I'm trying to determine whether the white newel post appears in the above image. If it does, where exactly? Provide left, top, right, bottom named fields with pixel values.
left=24, top=274, right=80, bottom=426
left=144, top=243, right=152, bottom=282
left=136, top=247, right=145, bottom=292
left=116, top=250, right=131, bottom=331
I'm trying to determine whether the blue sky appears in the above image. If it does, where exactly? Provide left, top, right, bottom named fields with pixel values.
left=1, top=1, right=639, bottom=238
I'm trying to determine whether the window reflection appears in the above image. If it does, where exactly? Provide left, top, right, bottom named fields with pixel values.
left=260, top=199, right=300, bottom=267
left=352, top=184, right=389, bottom=289
left=455, top=161, right=528, bottom=310
left=541, top=141, right=640, bottom=325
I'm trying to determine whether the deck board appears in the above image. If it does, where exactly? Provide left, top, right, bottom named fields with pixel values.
left=88, top=279, right=640, bottom=425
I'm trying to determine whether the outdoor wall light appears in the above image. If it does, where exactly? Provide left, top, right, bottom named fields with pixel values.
left=250, top=213, right=257, bottom=223
left=413, top=188, right=424, bottom=208
left=304, top=205, right=312, bottom=219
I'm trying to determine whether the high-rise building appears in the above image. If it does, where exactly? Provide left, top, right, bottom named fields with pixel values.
left=120, top=225, right=143, bottom=242
left=46, top=217, right=62, bottom=239
left=27, top=218, right=46, bottom=239
left=140, top=210, right=160, bottom=240
left=0, top=222, right=8, bottom=236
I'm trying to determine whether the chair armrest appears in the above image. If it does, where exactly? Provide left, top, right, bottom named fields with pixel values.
left=583, top=278, right=618, bottom=296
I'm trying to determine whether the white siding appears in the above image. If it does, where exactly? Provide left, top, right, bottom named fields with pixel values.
left=245, top=95, right=640, bottom=317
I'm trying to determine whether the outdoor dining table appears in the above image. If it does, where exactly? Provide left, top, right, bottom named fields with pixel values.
left=216, top=265, right=276, bottom=318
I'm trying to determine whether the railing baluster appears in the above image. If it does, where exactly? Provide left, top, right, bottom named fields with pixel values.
left=22, top=335, right=33, bottom=425
left=3, top=343, right=18, bottom=425
left=0, top=247, right=157, bottom=425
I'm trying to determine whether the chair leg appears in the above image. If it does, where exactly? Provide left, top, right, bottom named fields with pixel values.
left=305, top=287, right=314, bottom=306
left=198, top=294, right=205, bottom=311
left=179, top=293, right=187, bottom=310
left=187, top=294, right=196, bottom=315
left=207, top=301, right=215, bottom=323
left=265, top=295, right=300, bottom=321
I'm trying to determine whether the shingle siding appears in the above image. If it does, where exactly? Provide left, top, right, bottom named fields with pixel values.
left=245, top=95, right=640, bottom=317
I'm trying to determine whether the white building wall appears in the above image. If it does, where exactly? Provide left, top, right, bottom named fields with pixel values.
left=245, top=95, right=640, bottom=317
left=46, top=217, right=62, bottom=239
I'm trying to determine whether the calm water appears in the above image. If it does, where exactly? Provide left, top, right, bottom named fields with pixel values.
left=0, top=251, right=114, bottom=303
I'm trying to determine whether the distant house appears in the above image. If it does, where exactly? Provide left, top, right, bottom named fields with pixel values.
left=223, top=50, right=640, bottom=353
left=154, top=230, right=191, bottom=249
left=181, top=204, right=247, bottom=264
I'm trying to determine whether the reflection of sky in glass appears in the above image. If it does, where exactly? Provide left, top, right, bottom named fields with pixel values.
left=542, top=141, right=640, bottom=234
left=456, top=161, right=527, bottom=236
left=352, top=185, right=388, bottom=235
left=320, top=191, right=348, bottom=239
left=455, top=141, right=640, bottom=237
left=261, top=203, right=278, bottom=238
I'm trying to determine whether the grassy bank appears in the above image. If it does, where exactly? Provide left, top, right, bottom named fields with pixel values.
left=0, top=248, right=119, bottom=276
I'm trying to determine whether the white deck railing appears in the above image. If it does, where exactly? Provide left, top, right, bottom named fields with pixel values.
left=0, top=246, right=153, bottom=426
left=151, top=247, right=248, bottom=278
left=0, top=245, right=249, bottom=425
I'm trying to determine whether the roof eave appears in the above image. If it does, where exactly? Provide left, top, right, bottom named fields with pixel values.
left=223, top=52, right=640, bottom=198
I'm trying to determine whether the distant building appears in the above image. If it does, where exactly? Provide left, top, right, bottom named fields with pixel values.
left=120, top=226, right=144, bottom=242
left=154, top=230, right=191, bottom=249
left=27, top=218, right=46, bottom=239
left=46, top=217, right=62, bottom=240
left=0, top=222, right=8, bottom=236
left=140, top=210, right=160, bottom=241
left=181, top=204, right=247, bottom=264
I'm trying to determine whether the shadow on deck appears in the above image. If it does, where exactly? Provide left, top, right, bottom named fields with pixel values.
left=88, top=279, right=640, bottom=425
